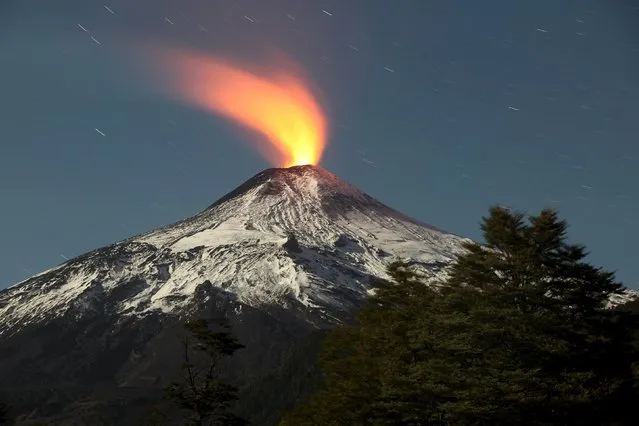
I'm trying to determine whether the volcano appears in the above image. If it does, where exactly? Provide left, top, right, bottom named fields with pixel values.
left=0, top=165, right=470, bottom=425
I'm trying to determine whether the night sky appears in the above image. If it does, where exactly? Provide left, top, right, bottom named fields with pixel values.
left=1, top=0, right=638, bottom=289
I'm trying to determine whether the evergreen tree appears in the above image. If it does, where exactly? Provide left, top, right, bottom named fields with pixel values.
left=281, top=207, right=639, bottom=425
left=165, top=318, right=248, bottom=426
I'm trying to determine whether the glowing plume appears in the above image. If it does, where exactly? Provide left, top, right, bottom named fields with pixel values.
left=147, top=48, right=328, bottom=167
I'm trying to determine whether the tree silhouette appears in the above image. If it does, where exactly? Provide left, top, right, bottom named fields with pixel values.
left=282, top=207, right=639, bottom=425
left=165, top=318, right=247, bottom=426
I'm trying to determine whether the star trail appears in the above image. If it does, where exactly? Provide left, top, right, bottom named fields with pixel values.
left=1, top=0, right=638, bottom=288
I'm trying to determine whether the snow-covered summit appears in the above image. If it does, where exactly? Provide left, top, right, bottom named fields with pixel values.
left=0, top=165, right=470, bottom=335
left=137, top=164, right=457, bottom=249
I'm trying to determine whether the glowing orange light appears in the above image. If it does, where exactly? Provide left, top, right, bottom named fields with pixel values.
left=148, top=48, right=328, bottom=167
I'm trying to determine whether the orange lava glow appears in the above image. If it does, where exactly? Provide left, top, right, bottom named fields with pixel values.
left=151, top=49, right=328, bottom=167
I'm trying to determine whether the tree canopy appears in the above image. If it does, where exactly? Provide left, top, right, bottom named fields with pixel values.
left=281, top=207, right=639, bottom=425
left=165, top=318, right=248, bottom=426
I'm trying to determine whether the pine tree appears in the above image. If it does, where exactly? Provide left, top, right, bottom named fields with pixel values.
left=165, top=318, right=248, bottom=426
left=424, top=207, right=639, bottom=424
left=281, top=206, right=639, bottom=425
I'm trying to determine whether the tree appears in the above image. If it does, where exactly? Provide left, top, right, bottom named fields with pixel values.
left=281, top=207, right=639, bottom=425
left=165, top=318, right=248, bottom=426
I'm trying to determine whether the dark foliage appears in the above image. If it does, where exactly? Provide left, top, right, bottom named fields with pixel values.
left=164, top=318, right=248, bottom=426
left=281, top=207, right=639, bottom=425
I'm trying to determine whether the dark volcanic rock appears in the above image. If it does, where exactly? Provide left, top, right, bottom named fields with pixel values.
left=0, top=294, right=324, bottom=426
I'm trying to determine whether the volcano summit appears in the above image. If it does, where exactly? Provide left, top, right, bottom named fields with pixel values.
left=0, top=165, right=469, bottom=335
left=0, top=165, right=470, bottom=424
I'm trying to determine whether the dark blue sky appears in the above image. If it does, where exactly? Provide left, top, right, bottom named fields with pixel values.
left=1, top=0, right=638, bottom=289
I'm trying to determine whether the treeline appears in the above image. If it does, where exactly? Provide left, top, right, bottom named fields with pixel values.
left=281, top=207, right=639, bottom=425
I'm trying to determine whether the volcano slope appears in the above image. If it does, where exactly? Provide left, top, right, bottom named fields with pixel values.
left=0, top=165, right=470, bottom=425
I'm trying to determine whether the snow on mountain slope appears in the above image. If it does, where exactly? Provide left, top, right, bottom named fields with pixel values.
left=0, top=165, right=471, bottom=336
left=606, top=288, right=639, bottom=308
